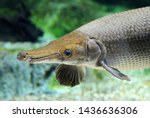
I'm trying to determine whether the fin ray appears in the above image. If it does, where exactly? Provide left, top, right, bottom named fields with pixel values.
left=100, top=60, right=130, bottom=81
left=55, top=64, right=86, bottom=87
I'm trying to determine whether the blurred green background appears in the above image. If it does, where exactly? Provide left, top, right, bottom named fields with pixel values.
left=0, top=0, right=150, bottom=100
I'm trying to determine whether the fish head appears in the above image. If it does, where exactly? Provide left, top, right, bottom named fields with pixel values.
left=17, top=31, right=92, bottom=65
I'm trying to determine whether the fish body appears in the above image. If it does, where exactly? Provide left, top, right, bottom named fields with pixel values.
left=77, top=6, right=150, bottom=69
left=17, top=7, right=150, bottom=86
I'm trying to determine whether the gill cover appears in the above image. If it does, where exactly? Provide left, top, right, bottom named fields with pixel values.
left=87, top=39, right=101, bottom=60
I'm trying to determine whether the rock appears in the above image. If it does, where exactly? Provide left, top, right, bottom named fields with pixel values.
left=0, top=51, right=54, bottom=100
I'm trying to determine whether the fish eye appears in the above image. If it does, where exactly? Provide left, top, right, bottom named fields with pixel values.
left=64, top=49, right=72, bottom=57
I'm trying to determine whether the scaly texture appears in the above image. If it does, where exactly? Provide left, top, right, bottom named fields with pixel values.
left=77, top=7, right=150, bottom=69
left=17, top=7, right=150, bottom=84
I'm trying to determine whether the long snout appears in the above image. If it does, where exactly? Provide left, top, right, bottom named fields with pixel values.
left=17, top=44, right=61, bottom=63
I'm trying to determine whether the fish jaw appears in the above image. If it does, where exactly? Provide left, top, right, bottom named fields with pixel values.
left=17, top=51, right=61, bottom=63
left=17, top=43, right=62, bottom=64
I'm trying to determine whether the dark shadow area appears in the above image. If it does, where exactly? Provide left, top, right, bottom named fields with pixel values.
left=94, top=0, right=150, bottom=8
left=0, top=0, right=43, bottom=42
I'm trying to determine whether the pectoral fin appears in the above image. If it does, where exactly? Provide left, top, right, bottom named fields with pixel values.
left=55, top=64, right=86, bottom=87
left=100, top=60, right=130, bottom=81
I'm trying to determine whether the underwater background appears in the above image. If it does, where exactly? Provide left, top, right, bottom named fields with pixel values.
left=0, top=0, right=150, bottom=100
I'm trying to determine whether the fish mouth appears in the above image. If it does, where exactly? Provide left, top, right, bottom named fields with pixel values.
left=28, top=55, right=52, bottom=63
left=17, top=51, right=61, bottom=63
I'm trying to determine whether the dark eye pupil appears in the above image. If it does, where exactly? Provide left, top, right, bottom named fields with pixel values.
left=64, top=49, right=72, bottom=57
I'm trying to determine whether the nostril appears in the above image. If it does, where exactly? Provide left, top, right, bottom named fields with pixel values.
left=17, top=52, right=28, bottom=60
